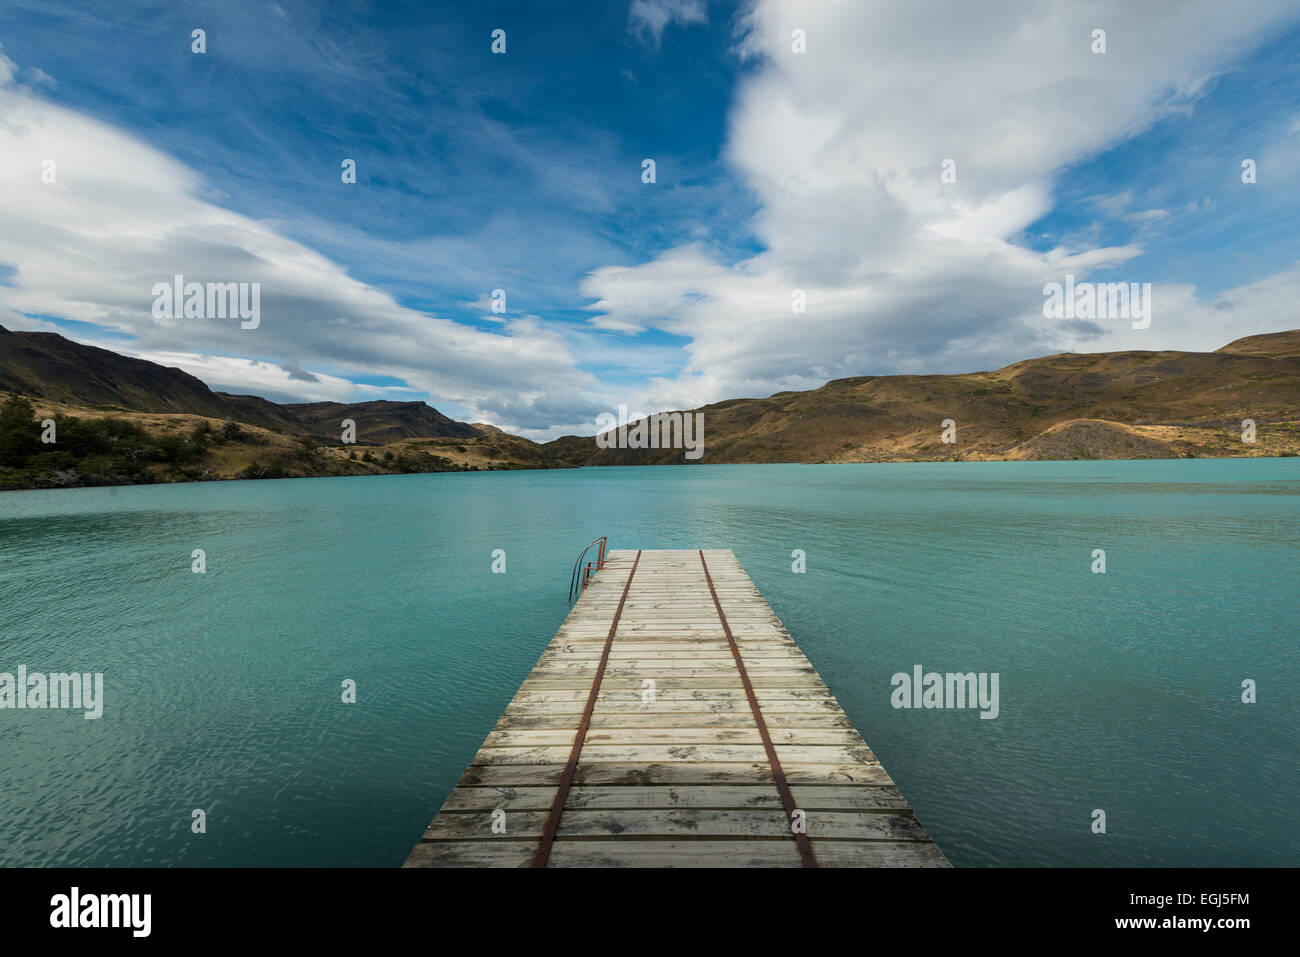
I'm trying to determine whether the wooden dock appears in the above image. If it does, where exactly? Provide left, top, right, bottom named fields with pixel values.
left=405, top=549, right=948, bottom=867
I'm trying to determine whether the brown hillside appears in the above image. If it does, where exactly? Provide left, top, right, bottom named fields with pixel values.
left=546, top=333, right=1300, bottom=463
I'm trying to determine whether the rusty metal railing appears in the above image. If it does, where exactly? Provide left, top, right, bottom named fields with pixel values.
left=567, top=537, right=607, bottom=603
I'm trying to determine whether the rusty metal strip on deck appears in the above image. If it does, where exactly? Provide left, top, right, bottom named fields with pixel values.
left=404, top=549, right=950, bottom=868
left=698, top=549, right=817, bottom=868
left=532, top=550, right=641, bottom=867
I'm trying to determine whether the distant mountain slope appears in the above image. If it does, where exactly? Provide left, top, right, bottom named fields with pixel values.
left=282, top=400, right=479, bottom=443
left=1215, top=329, right=1300, bottom=358
left=546, top=332, right=1300, bottom=463
left=0, top=324, right=297, bottom=428
left=0, top=324, right=481, bottom=443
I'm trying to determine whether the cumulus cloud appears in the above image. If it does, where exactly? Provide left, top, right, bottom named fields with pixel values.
left=585, top=0, right=1300, bottom=413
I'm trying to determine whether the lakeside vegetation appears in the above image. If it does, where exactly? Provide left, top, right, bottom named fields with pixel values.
left=0, top=396, right=528, bottom=491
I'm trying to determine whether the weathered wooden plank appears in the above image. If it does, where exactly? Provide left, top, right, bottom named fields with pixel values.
left=438, top=784, right=910, bottom=812
left=781, top=763, right=895, bottom=785
left=543, top=647, right=802, bottom=659
left=500, top=697, right=841, bottom=715
left=403, top=841, right=535, bottom=868
left=506, top=688, right=837, bottom=703
left=453, top=760, right=897, bottom=788
left=531, top=662, right=814, bottom=675
left=810, top=841, right=952, bottom=868
left=439, top=785, right=778, bottom=812
left=469, top=744, right=879, bottom=766
left=546, top=841, right=803, bottom=868
left=423, top=808, right=930, bottom=841
left=497, top=712, right=852, bottom=730
left=409, top=838, right=949, bottom=870
left=519, top=676, right=830, bottom=690
left=483, top=728, right=867, bottom=747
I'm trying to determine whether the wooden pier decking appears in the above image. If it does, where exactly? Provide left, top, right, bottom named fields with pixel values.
left=405, top=549, right=949, bottom=867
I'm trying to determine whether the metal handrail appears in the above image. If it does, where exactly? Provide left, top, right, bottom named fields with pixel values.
left=567, top=537, right=607, bottom=603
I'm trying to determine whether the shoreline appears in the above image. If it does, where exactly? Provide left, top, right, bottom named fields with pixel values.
left=4, top=449, right=1296, bottom=494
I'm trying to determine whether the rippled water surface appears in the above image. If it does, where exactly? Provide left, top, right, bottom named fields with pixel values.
left=1, top=460, right=1296, bottom=866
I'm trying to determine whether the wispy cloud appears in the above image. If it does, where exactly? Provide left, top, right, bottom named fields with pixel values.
left=629, top=0, right=709, bottom=47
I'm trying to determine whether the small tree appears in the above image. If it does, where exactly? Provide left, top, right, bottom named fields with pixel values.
left=0, top=396, right=41, bottom=468
left=191, top=420, right=212, bottom=453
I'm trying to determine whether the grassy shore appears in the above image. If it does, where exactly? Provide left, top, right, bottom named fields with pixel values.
left=0, top=394, right=558, bottom=490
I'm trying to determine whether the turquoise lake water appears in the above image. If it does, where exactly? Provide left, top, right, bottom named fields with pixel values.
left=0, top=460, right=1296, bottom=867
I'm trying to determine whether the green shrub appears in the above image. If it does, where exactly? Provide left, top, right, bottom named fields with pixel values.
left=0, top=396, right=41, bottom=467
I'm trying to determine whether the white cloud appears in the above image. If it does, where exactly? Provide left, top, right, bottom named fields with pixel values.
left=131, top=351, right=358, bottom=404
left=584, top=0, right=1300, bottom=414
left=1125, top=209, right=1171, bottom=222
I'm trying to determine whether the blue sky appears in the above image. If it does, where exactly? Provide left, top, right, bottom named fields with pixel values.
left=1026, top=25, right=1300, bottom=295
left=2, top=1, right=1299, bottom=437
